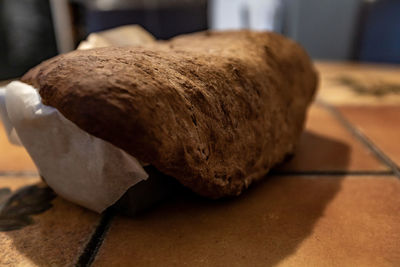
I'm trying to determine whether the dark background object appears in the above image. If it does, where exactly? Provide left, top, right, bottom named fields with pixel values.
left=356, top=0, right=400, bottom=63
left=0, top=0, right=58, bottom=80
left=282, top=0, right=362, bottom=61
left=0, top=0, right=399, bottom=80
left=83, top=2, right=208, bottom=40
left=0, top=0, right=208, bottom=80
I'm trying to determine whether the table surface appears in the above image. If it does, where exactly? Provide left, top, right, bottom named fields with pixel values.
left=1, top=61, right=400, bottom=266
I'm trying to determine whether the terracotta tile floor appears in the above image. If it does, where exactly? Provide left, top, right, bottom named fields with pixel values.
left=338, top=106, right=400, bottom=167
left=274, top=104, right=387, bottom=172
left=0, top=124, right=37, bottom=173
left=0, top=176, right=100, bottom=266
left=1, top=62, right=399, bottom=266
left=94, top=176, right=400, bottom=267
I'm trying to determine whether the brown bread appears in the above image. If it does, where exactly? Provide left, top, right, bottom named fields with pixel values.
left=21, top=30, right=318, bottom=198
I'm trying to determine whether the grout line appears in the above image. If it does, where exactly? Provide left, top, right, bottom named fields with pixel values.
left=271, top=170, right=394, bottom=176
left=320, top=101, right=400, bottom=178
left=1, top=170, right=393, bottom=177
left=76, top=209, right=115, bottom=267
left=0, top=171, right=39, bottom=177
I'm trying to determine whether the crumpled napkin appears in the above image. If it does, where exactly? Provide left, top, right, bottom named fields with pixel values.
left=0, top=81, right=148, bottom=213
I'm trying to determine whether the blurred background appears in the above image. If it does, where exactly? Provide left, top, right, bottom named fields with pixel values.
left=0, top=0, right=399, bottom=80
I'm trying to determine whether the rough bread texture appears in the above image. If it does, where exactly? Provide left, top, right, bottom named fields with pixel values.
left=21, top=30, right=318, bottom=198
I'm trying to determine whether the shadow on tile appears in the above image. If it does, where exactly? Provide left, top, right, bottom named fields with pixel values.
left=275, top=130, right=357, bottom=172
left=93, top=133, right=351, bottom=266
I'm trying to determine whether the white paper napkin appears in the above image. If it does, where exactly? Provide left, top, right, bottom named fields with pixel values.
left=0, top=81, right=148, bottom=213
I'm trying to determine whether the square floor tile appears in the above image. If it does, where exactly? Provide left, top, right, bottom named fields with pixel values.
left=276, top=105, right=387, bottom=172
left=278, top=176, right=400, bottom=267
left=93, top=176, right=400, bottom=267
left=0, top=176, right=100, bottom=266
left=338, top=105, right=400, bottom=167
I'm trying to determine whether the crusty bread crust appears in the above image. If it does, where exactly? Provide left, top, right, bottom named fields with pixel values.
left=21, top=30, right=318, bottom=198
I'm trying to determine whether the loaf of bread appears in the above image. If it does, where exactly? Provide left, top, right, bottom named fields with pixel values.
left=21, top=30, right=317, bottom=198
